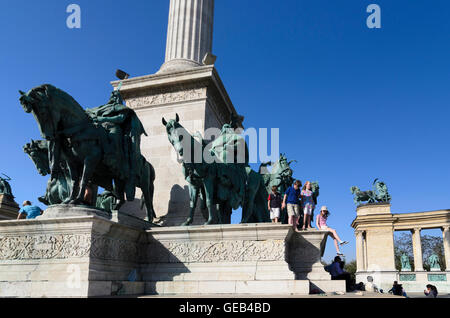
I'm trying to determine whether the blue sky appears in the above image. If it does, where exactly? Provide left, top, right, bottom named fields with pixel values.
left=1, top=0, right=449, bottom=262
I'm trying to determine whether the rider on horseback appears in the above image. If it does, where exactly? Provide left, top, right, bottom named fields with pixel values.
left=86, top=90, right=147, bottom=201
left=210, top=114, right=248, bottom=210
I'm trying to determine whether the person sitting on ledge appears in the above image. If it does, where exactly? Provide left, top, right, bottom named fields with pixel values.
left=325, top=256, right=352, bottom=292
left=424, top=284, right=438, bottom=298
left=389, top=281, right=406, bottom=297
left=364, top=276, right=380, bottom=293
left=17, top=201, right=43, bottom=220
left=316, top=206, right=348, bottom=256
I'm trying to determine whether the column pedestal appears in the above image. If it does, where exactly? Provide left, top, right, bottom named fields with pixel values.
left=0, top=194, right=19, bottom=220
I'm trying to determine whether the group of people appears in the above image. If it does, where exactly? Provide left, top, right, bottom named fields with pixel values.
left=267, top=180, right=348, bottom=256
left=323, top=258, right=441, bottom=297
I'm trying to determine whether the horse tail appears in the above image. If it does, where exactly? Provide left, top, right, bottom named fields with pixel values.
left=258, top=161, right=271, bottom=174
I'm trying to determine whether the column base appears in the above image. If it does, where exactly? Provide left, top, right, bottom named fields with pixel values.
left=158, top=59, right=203, bottom=74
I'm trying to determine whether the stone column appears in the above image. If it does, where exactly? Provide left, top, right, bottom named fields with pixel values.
left=355, top=230, right=365, bottom=272
left=159, top=0, right=215, bottom=73
left=411, top=228, right=424, bottom=271
left=442, top=226, right=450, bottom=271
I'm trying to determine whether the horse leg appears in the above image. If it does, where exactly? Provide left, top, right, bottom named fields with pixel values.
left=203, top=177, right=218, bottom=225
left=241, top=187, right=257, bottom=223
left=221, top=204, right=232, bottom=224
left=145, top=179, right=156, bottom=223
left=64, top=164, right=80, bottom=204
left=182, top=185, right=199, bottom=226
left=138, top=163, right=156, bottom=223
left=71, top=155, right=100, bottom=204
left=199, top=185, right=208, bottom=221
left=113, top=179, right=126, bottom=211
left=217, top=203, right=224, bottom=224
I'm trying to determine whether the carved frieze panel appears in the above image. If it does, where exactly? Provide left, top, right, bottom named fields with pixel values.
left=0, top=234, right=91, bottom=260
left=0, top=233, right=139, bottom=262
left=142, top=240, right=286, bottom=263
left=124, top=82, right=208, bottom=110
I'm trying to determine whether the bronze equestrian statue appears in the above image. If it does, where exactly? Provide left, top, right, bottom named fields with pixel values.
left=19, top=84, right=156, bottom=222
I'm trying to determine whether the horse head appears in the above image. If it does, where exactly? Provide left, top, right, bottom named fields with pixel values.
left=162, top=113, right=190, bottom=161
left=350, top=186, right=359, bottom=194
left=19, top=85, right=59, bottom=141
left=277, top=155, right=294, bottom=179
left=311, top=181, right=320, bottom=195
left=23, top=139, right=50, bottom=176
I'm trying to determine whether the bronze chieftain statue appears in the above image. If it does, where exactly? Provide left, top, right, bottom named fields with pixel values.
left=259, top=154, right=316, bottom=224
left=85, top=90, right=147, bottom=200
left=19, top=84, right=156, bottom=221
left=163, top=113, right=270, bottom=225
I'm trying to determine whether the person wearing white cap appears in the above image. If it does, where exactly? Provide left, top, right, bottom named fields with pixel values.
left=316, top=206, right=348, bottom=255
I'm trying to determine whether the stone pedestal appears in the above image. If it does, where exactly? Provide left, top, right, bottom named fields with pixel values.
left=0, top=210, right=346, bottom=297
left=142, top=224, right=345, bottom=295
left=39, top=205, right=152, bottom=231
left=0, top=194, right=19, bottom=220
left=356, top=203, right=391, bottom=216
left=0, top=208, right=147, bottom=297
left=112, top=66, right=238, bottom=226
left=353, top=204, right=396, bottom=272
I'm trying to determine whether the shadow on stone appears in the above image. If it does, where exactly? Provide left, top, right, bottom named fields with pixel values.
left=140, top=232, right=190, bottom=294
left=287, top=231, right=324, bottom=280
left=163, top=184, right=205, bottom=226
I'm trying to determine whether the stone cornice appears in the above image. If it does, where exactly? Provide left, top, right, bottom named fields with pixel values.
left=111, top=66, right=238, bottom=127
left=111, top=65, right=217, bottom=90
left=351, top=213, right=395, bottom=229
left=351, top=209, right=450, bottom=231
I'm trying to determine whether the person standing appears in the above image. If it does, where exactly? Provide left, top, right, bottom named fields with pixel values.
left=17, top=201, right=43, bottom=220
left=268, top=186, right=282, bottom=223
left=316, top=206, right=348, bottom=255
left=282, top=180, right=302, bottom=232
left=300, top=181, right=315, bottom=230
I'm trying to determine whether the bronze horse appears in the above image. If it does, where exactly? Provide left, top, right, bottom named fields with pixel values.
left=19, top=84, right=156, bottom=221
left=163, top=114, right=270, bottom=225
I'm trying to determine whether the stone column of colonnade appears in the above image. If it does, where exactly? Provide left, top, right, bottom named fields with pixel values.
left=411, top=228, right=424, bottom=271
left=355, top=230, right=366, bottom=272
left=443, top=226, right=450, bottom=270
left=159, top=0, right=215, bottom=73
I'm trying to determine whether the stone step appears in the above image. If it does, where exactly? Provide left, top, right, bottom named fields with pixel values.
left=145, top=280, right=310, bottom=295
